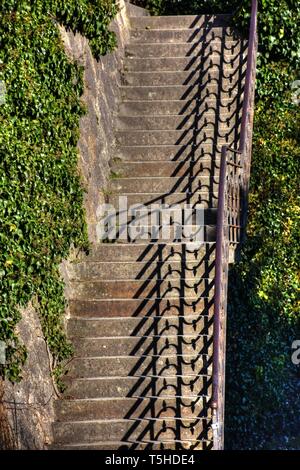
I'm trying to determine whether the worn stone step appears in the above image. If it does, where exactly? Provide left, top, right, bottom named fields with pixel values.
left=55, top=396, right=212, bottom=422
left=108, top=192, right=219, bottom=210
left=104, top=225, right=216, bottom=244
left=63, top=374, right=212, bottom=400
left=116, top=144, right=222, bottom=161
left=91, top=221, right=217, bottom=243
left=66, top=355, right=213, bottom=378
left=106, top=199, right=219, bottom=217
left=67, top=315, right=213, bottom=338
left=106, top=204, right=218, bottom=228
left=121, top=70, right=242, bottom=88
left=115, top=128, right=238, bottom=146
left=86, top=242, right=216, bottom=262
left=112, top=160, right=220, bottom=178
left=62, top=375, right=212, bottom=400
left=71, top=278, right=214, bottom=300
left=53, top=439, right=213, bottom=450
left=53, top=417, right=213, bottom=444
left=95, top=204, right=217, bottom=226
left=125, top=41, right=247, bottom=59
left=116, top=113, right=238, bottom=131
left=72, top=334, right=213, bottom=358
left=118, top=98, right=241, bottom=116
left=123, top=54, right=247, bottom=73
left=129, top=14, right=231, bottom=30
left=129, top=26, right=235, bottom=44
left=119, top=83, right=197, bottom=101
left=69, top=297, right=214, bottom=318
left=111, top=175, right=219, bottom=194
left=128, top=2, right=148, bottom=17
left=69, top=259, right=216, bottom=281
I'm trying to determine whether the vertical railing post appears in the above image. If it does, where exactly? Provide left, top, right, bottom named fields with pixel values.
left=211, top=0, right=258, bottom=449
left=212, top=145, right=228, bottom=448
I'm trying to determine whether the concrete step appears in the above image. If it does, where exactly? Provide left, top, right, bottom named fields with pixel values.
left=86, top=242, right=216, bottom=262
left=62, top=374, right=212, bottom=400
left=93, top=196, right=216, bottom=219
left=71, top=334, right=213, bottom=358
left=127, top=3, right=148, bottom=17
left=53, top=416, right=213, bottom=445
left=116, top=144, right=222, bottom=161
left=112, top=160, right=220, bottom=178
left=97, top=204, right=217, bottom=226
left=115, top=113, right=238, bottom=131
left=69, top=297, right=214, bottom=318
left=55, top=396, right=212, bottom=422
left=71, top=277, right=214, bottom=300
left=103, top=225, right=216, bottom=244
left=68, top=315, right=213, bottom=338
left=111, top=175, right=219, bottom=194
left=123, top=55, right=247, bottom=73
left=66, top=354, right=213, bottom=378
left=119, top=84, right=241, bottom=102
left=118, top=98, right=241, bottom=116
left=121, top=70, right=241, bottom=88
left=125, top=41, right=247, bottom=59
left=108, top=192, right=219, bottom=210
left=53, top=439, right=213, bottom=450
left=115, top=128, right=238, bottom=146
left=129, top=15, right=231, bottom=30
left=69, top=259, right=216, bottom=281
left=129, top=26, right=235, bottom=44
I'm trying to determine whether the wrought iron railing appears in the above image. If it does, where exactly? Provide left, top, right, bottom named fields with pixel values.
left=211, top=0, right=258, bottom=449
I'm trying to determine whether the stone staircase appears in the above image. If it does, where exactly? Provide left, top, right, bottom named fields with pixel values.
left=52, top=13, right=247, bottom=450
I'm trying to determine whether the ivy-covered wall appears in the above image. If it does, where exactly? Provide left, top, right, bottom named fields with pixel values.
left=0, top=0, right=118, bottom=384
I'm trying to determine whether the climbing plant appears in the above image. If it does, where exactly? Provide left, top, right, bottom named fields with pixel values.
left=225, top=101, right=300, bottom=449
left=0, top=0, right=118, bottom=382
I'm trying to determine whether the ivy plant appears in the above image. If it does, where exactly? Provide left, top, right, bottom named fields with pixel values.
left=0, top=0, right=118, bottom=382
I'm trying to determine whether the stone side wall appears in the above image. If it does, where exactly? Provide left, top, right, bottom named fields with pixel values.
left=1, top=304, right=55, bottom=449
left=60, top=0, right=148, bottom=242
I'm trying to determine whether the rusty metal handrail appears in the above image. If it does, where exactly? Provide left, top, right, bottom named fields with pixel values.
left=211, top=0, right=258, bottom=449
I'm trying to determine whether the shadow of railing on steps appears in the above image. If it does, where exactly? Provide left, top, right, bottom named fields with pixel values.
left=103, top=13, right=247, bottom=450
